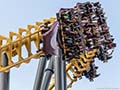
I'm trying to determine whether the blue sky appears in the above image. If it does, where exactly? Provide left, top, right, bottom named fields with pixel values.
left=0, top=0, right=120, bottom=90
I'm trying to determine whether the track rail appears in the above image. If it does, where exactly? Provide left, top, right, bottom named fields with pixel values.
left=0, top=18, right=56, bottom=72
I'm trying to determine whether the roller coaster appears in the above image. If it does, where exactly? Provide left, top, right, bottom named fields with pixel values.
left=0, top=1, right=116, bottom=90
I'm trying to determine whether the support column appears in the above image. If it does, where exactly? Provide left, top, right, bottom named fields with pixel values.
left=0, top=53, right=10, bottom=90
left=61, top=59, right=67, bottom=90
left=33, top=55, right=47, bottom=90
left=40, top=57, right=54, bottom=90
left=54, top=49, right=64, bottom=90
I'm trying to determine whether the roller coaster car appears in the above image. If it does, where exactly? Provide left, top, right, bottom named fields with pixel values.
left=56, top=1, right=116, bottom=83
left=57, top=1, right=116, bottom=58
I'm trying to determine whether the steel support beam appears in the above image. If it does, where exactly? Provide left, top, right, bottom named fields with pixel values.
left=40, top=57, right=54, bottom=90
left=54, top=55, right=62, bottom=90
left=0, top=53, right=10, bottom=90
left=54, top=49, right=65, bottom=90
left=61, top=59, right=67, bottom=90
left=33, top=55, right=47, bottom=90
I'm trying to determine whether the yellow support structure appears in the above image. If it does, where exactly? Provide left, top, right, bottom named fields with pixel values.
left=0, top=17, right=56, bottom=72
